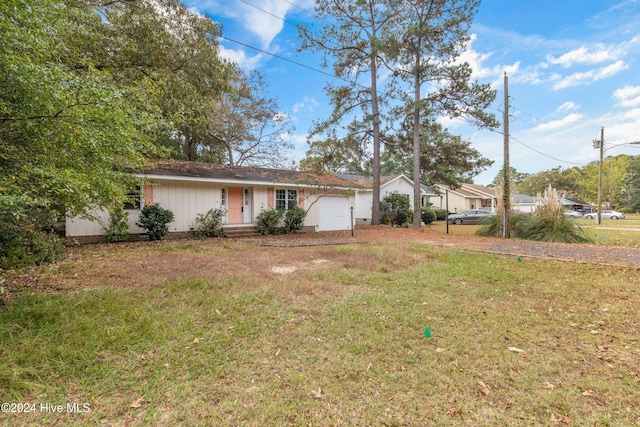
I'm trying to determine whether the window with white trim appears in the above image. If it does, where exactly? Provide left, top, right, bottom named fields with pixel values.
left=275, top=189, right=298, bottom=210
left=123, top=186, right=141, bottom=210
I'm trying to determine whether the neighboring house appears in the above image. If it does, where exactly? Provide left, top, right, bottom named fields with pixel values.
left=430, top=183, right=497, bottom=213
left=66, top=160, right=362, bottom=243
left=560, top=196, right=594, bottom=212
left=335, top=173, right=434, bottom=224
left=512, top=194, right=537, bottom=213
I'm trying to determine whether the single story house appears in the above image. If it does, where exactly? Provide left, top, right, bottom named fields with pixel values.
left=512, top=194, right=537, bottom=213
left=66, top=160, right=363, bottom=243
left=560, top=196, right=594, bottom=212
left=334, top=173, right=435, bottom=224
left=430, top=183, right=497, bottom=213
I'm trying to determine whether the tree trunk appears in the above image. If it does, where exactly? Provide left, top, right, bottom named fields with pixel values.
left=370, top=44, right=382, bottom=225
left=412, top=43, right=422, bottom=229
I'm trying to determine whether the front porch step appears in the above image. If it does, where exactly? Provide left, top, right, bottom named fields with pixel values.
left=224, top=226, right=262, bottom=238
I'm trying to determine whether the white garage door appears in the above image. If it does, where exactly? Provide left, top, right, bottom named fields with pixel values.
left=318, top=196, right=351, bottom=231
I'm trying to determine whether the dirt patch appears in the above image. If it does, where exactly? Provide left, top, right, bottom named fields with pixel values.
left=2, top=224, right=639, bottom=302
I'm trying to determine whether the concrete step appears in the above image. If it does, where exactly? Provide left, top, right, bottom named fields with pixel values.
left=224, top=226, right=261, bottom=238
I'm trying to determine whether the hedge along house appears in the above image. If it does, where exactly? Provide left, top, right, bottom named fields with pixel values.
left=66, top=160, right=362, bottom=243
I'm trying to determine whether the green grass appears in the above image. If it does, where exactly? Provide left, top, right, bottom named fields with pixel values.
left=433, top=213, right=640, bottom=248
left=1, top=242, right=639, bottom=426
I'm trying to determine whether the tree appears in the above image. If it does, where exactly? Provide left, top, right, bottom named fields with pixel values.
left=389, top=0, right=498, bottom=228
left=490, top=167, right=529, bottom=193
left=383, top=120, right=493, bottom=186
left=96, top=0, right=232, bottom=161
left=578, top=155, right=630, bottom=209
left=299, top=0, right=399, bottom=224
left=626, top=155, right=640, bottom=212
left=0, top=0, right=161, bottom=220
left=204, top=69, right=295, bottom=168
left=299, top=134, right=369, bottom=174
left=519, top=166, right=581, bottom=197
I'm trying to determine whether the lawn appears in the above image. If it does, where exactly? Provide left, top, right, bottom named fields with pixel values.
left=1, top=235, right=639, bottom=426
left=438, top=213, right=640, bottom=248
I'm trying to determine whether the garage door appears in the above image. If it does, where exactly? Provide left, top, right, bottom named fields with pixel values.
left=318, top=196, right=351, bottom=231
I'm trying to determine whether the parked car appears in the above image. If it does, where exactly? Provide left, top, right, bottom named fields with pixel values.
left=584, top=210, right=625, bottom=220
left=563, top=210, right=583, bottom=217
left=447, top=209, right=494, bottom=225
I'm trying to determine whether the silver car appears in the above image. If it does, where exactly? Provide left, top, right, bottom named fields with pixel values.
left=584, top=210, right=625, bottom=220
left=447, top=209, right=494, bottom=225
left=563, top=210, right=583, bottom=218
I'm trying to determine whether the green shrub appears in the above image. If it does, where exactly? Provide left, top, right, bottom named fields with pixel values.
left=433, top=209, right=448, bottom=221
left=477, top=186, right=594, bottom=243
left=190, top=209, right=226, bottom=238
left=381, top=192, right=411, bottom=226
left=104, top=209, right=129, bottom=243
left=517, top=214, right=592, bottom=243
left=256, top=209, right=284, bottom=235
left=284, top=206, right=306, bottom=233
left=136, top=204, right=174, bottom=241
left=0, top=229, right=65, bottom=269
left=0, top=206, right=65, bottom=270
left=421, top=209, right=437, bottom=225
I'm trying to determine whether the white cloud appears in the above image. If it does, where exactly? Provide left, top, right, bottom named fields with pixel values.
left=614, top=85, right=640, bottom=107
left=557, top=102, right=579, bottom=112
left=459, top=34, right=521, bottom=83
left=237, top=0, right=292, bottom=48
left=218, top=45, right=263, bottom=69
left=552, top=60, right=628, bottom=90
left=292, top=97, right=320, bottom=114
left=534, top=113, right=583, bottom=131
left=547, top=44, right=618, bottom=68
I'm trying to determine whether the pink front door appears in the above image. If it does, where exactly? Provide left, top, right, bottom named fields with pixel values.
left=227, top=187, right=244, bottom=224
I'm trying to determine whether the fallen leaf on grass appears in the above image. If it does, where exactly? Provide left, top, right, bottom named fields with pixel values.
left=130, top=395, right=145, bottom=408
left=543, top=381, right=556, bottom=389
left=477, top=380, right=491, bottom=396
left=508, top=346, right=524, bottom=353
left=582, top=390, right=596, bottom=396
left=311, top=388, right=323, bottom=399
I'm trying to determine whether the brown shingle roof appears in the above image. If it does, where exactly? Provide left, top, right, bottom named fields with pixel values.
left=143, top=160, right=363, bottom=188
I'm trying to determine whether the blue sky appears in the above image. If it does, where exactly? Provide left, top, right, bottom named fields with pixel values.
left=182, top=0, right=640, bottom=185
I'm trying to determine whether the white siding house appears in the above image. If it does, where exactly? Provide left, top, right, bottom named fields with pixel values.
left=335, top=174, right=433, bottom=224
left=66, top=160, right=361, bottom=242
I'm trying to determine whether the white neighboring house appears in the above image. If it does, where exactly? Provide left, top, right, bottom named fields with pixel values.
left=430, top=183, right=497, bottom=214
left=512, top=194, right=538, bottom=213
left=66, top=160, right=362, bottom=243
left=335, top=174, right=435, bottom=224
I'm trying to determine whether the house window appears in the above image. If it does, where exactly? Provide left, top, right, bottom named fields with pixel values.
left=221, top=187, right=227, bottom=207
left=123, top=186, right=141, bottom=210
left=275, top=189, right=298, bottom=210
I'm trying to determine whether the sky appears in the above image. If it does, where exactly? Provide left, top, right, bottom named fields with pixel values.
left=181, top=0, right=640, bottom=185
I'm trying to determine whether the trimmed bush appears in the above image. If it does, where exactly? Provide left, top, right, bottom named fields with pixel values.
left=421, top=209, right=437, bottom=225
left=104, top=209, right=129, bottom=243
left=136, top=203, right=174, bottom=241
left=433, top=209, right=448, bottom=221
left=191, top=209, right=226, bottom=238
left=256, top=209, right=285, bottom=235
left=284, top=206, right=306, bottom=233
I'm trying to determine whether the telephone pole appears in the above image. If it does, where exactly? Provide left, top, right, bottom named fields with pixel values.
left=595, top=127, right=604, bottom=225
left=502, top=72, right=510, bottom=238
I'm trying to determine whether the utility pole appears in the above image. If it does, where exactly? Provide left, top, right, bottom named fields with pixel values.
left=502, top=72, right=510, bottom=238
left=596, top=127, right=604, bottom=225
